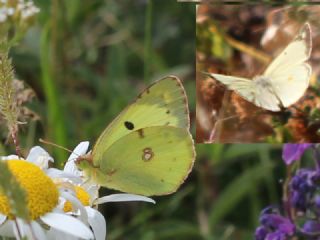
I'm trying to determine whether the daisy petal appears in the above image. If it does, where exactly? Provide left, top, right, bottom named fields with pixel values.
left=86, top=207, right=106, bottom=240
left=60, top=191, right=88, bottom=224
left=26, top=146, right=53, bottom=169
left=94, top=193, right=155, bottom=205
left=85, top=184, right=99, bottom=205
left=0, top=220, right=15, bottom=237
left=46, top=168, right=82, bottom=184
left=0, top=214, right=6, bottom=224
left=13, top=219, right=26, bottom=240
left=63, top=160, right=83, bottom=177
left=41, top=213, right=94, bottom=239
left=14, top=219, right=43, bottom=240
left=47, top=228, right=79, bottom=240
left=1, top=155, right=19, bottom=160
left=28, top=221, right=47, bottom=240
left=67, top=141, right=89, bottom=162
left=64, top=141, right=89, bottom=176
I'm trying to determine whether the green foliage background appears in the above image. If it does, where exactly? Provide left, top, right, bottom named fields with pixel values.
left=0, top=0, right=299, bottom=239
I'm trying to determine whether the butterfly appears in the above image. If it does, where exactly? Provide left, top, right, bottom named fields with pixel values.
left=205, top=23, right=312, bottom=112
left=75, top=76, right=195, bottom=196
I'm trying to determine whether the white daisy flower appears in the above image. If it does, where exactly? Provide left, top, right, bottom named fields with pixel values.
left=0, top=148, right=94, bottom=240
left=58, top=142, right=156, bottom=240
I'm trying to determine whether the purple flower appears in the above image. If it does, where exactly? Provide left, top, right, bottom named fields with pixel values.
left=303, top=220, right=320, bottom=234
left=291, top=191, right=307, bottom=211
left=261, top=214, right=295, bottom=235
left=315, top=195, right=320, bottom=209
left=290, top=169, right=317, bottom=212
left=255, top=226, right=268, bottom=240
left=255, top=208, right=295, bottom=240
left=282, top=144, right=313, bottom=165
left=265, top=231, right=286, bottom=240
left=256, top=144, right=320, bottom=239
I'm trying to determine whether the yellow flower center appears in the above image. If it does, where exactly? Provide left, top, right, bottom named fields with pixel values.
left=0, top=160, right=59, bottom=220
left=63, top=186, right=90, bottom=212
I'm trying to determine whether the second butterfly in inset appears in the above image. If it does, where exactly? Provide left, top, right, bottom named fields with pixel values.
left=196, top=4, right=319, bottom=143
left=206, top=23, right=311, bottom=112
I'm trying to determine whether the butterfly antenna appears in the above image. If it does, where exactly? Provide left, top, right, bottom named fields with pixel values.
left=213, top=91, right=231, bottom=142
left=209, top=115, right=239, bottom=143
left=39, top=138, right=74, bottom=155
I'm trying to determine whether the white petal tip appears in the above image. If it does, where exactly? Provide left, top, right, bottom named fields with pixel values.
left=94, top=193, right=156, bottom=205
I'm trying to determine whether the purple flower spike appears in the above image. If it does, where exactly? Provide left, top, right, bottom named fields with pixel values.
left=282, top=144, right=313, bottom=165
left=265, top=231, right=286, bottom=240
left=257, top=212, right=295, bottom=240
left=255, top=226, right=268, bottom=240
left=303, top=220, right=320, bottom=234
left=315, top=195, right=320, bottom=209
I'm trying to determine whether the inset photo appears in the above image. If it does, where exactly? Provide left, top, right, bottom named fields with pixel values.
left=196, top=4, right=320, bottom=143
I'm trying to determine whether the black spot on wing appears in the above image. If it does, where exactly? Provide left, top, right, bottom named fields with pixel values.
left=124, top=121, right=134, bottom=130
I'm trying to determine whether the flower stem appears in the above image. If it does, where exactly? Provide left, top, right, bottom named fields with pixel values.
left=312, top=146, right=320, bottom=171
left=283, top=165, right=293, bottom=221
left=11, top=128, right=21, bottom=158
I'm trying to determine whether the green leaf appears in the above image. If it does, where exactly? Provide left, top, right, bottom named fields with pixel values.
left=0, top=160, right=29, bottom=220
left=208, top=162, right=274, bottom=229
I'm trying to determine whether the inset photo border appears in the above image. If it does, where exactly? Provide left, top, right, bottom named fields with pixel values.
left=196, top=4, right=320, bottom=143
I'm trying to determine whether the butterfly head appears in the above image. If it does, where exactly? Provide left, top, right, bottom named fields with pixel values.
left=75, top=154, right=96, bottom=170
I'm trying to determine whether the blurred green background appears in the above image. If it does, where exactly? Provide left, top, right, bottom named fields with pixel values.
left=1, top=0, right=299, bottom=239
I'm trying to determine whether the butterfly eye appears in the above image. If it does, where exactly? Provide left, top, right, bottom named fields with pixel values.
left=124, top=121, right=134, bottom=130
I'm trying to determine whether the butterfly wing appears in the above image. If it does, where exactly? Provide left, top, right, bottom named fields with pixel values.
left=92, top=126, right=195, bottom=196
left=208, top=73, right=281, bottom=111
left=92, top=76, right=190, bottom=165
left=263, top=23, right=312, bottom=107
left=208, top=73, right=256, bottom=103
left=267, top=64, right=311, bottom=108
